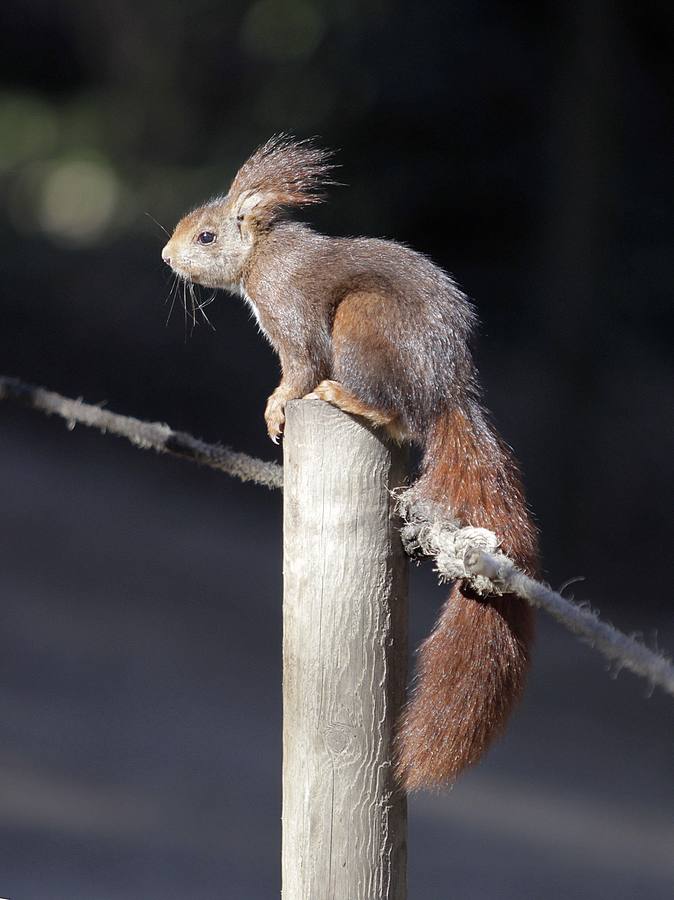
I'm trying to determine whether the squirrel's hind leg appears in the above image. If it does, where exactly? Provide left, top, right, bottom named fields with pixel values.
left=305, top=380, right=408, bottom=443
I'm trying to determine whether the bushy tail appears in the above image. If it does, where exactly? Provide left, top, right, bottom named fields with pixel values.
left=396, top=403, right=538, bottom=791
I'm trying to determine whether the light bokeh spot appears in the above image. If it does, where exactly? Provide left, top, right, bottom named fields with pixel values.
left=39, top=159, right=119, bottom=244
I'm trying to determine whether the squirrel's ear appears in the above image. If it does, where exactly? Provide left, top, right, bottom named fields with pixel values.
left=235, top=190, right=275, bottom=219
left=226, top=135, right=336, bottom=222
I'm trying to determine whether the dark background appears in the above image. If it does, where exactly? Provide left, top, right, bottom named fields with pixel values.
left=1, top=1, right=672, bottom=897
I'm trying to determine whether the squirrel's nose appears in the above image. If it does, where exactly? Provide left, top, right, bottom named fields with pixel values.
left=161, top=244, right=172, bottom=266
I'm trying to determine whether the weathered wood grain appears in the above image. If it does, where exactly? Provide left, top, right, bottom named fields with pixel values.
left=282, top=399, right=408, bottom=900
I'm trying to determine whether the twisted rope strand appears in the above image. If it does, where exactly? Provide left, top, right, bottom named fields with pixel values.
left=0, top=376, right=283, bottom=489
left=398, top=504, right=674, bottom=698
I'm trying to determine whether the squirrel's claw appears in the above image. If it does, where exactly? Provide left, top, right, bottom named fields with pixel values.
left=264, top=392, right=286, bottom=443
left=267, top=420, right=284, bottom=443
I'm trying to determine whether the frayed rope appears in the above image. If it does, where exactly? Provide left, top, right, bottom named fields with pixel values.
left=396, top=493, right=674, bottom=698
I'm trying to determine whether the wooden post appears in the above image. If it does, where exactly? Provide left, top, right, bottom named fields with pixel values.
left=282, top=399, right=408, bottom=900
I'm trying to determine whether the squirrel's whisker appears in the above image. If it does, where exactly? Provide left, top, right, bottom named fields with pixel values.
left=145, top=211, right=171, bottom=238
left=189, top=281, right=198, bottom=334
left=197, top=288, right=216, bottom=330
left=165, top=276, right=179, bottom=327
left=181, top=278, right=188, bottom=340
left=164, top=271, right=177, bottom=306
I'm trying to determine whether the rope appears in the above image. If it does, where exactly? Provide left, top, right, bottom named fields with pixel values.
left=0, top=376, right=283, bottom=489
left=2, top=374, right=672, bottom=698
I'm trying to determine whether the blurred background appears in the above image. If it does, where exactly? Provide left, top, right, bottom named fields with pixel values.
left=0, top=1, right=672, bottom=897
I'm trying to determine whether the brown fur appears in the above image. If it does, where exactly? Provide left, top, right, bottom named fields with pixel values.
left=395, top=407, right=537, bottom=789
left=163, top=136, right=540, bottom=791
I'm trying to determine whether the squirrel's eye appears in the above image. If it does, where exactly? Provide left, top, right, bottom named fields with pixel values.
left=197, top=231, right=216, bottom=245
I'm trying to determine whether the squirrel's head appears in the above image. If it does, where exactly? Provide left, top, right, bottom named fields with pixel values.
left=162, top=134, right=336, bottom=291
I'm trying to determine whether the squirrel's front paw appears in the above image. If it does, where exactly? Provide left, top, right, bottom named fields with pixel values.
left=264, top=393, right=286, bottom=444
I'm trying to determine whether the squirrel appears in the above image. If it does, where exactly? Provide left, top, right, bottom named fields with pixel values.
left=162, top=135, right=539, bottom=791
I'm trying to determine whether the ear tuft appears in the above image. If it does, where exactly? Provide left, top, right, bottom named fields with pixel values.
left=226, top=134, right=338, bottom=221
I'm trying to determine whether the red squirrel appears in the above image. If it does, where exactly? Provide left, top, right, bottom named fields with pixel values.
left=162, top=135, right=539, bottom=791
